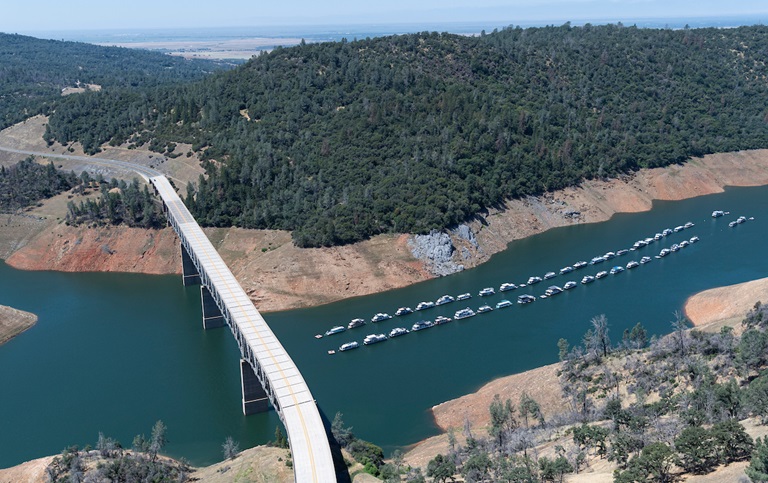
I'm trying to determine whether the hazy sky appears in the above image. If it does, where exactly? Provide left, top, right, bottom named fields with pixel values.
left=4, top=0, right=768, bottom=32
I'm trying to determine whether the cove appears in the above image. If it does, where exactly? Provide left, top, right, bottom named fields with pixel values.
left=1, top=185, right=767, bottom=468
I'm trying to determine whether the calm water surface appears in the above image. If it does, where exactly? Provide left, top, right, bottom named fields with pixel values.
left=1, top=185, right=766, bottom=467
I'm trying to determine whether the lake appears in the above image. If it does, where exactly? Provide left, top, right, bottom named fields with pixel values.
left=0, top=185, right=766, bottom=468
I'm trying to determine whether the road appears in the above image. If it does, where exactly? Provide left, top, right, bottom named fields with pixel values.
left=0, top=145, right=162, bottom=181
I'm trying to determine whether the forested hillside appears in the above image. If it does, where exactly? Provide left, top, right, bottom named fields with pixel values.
left=0, top=32, right=230, bottom=130
left=45, top=24, right=768, bottom=247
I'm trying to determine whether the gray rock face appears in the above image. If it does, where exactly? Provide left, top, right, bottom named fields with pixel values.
left=453, top=224, right=479, bottom=249
left=408, top=229, right=464, bottom=276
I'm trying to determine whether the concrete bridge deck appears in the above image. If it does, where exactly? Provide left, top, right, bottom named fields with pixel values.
left=150, top=175, right=336, bottom=483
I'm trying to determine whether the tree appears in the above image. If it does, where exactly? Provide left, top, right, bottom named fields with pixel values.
left=557, top=338, right=570, bottom=362
left=675, top=425, right=717, bottom=474
left=745, top=371, right=768, bottom=423
left=149, top=420, right=168, bottom=462
left=672, top=311, right=690, bottom=357
left=738, top=329, right=768, bottom=375
left=519, top=392, right=543, bottom=428
left=586, top=314, right=611, bottom=360
left=489, top=394, right=518, bottom=448
left=426, top=453, right=456, bottom=483
left=539, top=454, right=573, bottom=482
left=274, top=426, right=289, bottom=449
left=747, top=437, right=768, bottom=482
left=711, top=419, right=753, bottom=463
left=623, top=323, right=648, bottom=349
left=222, top=436, right=240, bottom=460
left=615, top=442, right=677, bottom=483
left=331, top=412, right=354, bottom=447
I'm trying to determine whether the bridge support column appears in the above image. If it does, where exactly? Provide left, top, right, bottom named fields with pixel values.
left=181, top=243, right=200, bottom=286
left=201, top=286, right=225, bottom=329
left=241, top=359, right=269, bottom=415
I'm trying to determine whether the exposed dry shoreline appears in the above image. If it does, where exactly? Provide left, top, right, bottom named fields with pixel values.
left=0, top=305, right=37, bottom=346
left=3, top=128, right=768, bottom=312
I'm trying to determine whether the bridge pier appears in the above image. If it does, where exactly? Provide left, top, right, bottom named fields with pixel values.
left=181, top=243, right=201, bottom=286
left=201, top=286, right=225, bottom=329
left=241, top=359, right=270, bottom=415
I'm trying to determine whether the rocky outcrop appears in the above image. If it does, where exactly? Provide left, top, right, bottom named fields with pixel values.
left=407, top=229, right=464, bottom=276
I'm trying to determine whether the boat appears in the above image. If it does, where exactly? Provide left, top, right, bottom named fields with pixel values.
left=454, top=307, right=476, bottom=319
left=435, top=315, right=452, bottom=325
left=712, top=210, right=725, bottom=218
left=679, top=240, right=689, bottom=248
left=670, top=244, right=680, bottom=252
left=544, top=271, right=557, bottom=279
left=632, top=240, right=647, bottom=249
left=395, top=307, right=413, bottom=316
left=573, top=261, right=588, bottom=269
left=416, top=301, right=435, bottom=311
left=477, top=305, right=493, bottom=313
left=545, top=285, right=563, bottom=296
left=590, top=256, right=606, bottom=265
left=689, top=236, right=699, bottom=243
left=500, top=282, right=518, bottom=292
left=674, top=225, right=685, bottom=232
left=496, top=299, right=513, bottom=309
left=339, top=341, right=360, bottom=352
left=684, top=222, right=694, bottom=229
left=389, top=327, right=409, bottom=338
left=626, top=261, right=640, bottom=269
left=327, top=350, right=336, bottom=355
left=596, top=270, right=608, bottom=279
left=610, top=266, right=624, bottom=274
left=411, top=320, right=434, bottom=331
left=750, top=217, right=755, bottom=221
left=563, top=281, right=577, bottom=290
left=517, top=294, right=536, bottom=304
left=457, top=293, right=472, bottom=301
left=363, top=333, right=387, bottom=345
left=737, top=216, right=747, bottom=224
left=659, top=248, right=671, bottom=257
left=436, top=295, right=455, bottom=305
left=325, top=326, right=347, bottom=336
left=479, top=287, right=496, bottom=296
left=662, top=228, right=673, bottom=236
left=371, top=313, right=392, bottom=323
left=348, top=318, right=366, bottom=329
left=644, top=237, right=654, bottom=244
left=581, top=275, right=595, bottom=284
left=616, top=249, right=629, bottom=256
left=604, top=251, right=616, bottom=259
left=729, top=221, right=737, bottom=227
left=314, top=334, right=323, bottom=339
left=560, top=266, right=574, bottom=274
left=527, top=276, right=542, bottom=284
left=640, top=256, right=652, bottom=264
left=654, top=233, right=663, bottom=241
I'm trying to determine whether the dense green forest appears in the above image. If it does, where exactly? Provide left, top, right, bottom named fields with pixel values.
left=65, top=176, right=167, bottom=229
left=0, top=157, right=77, bottom=211
left=0, top=32, right=231, bottom=130
left=44, top=24, right=768, bottom=247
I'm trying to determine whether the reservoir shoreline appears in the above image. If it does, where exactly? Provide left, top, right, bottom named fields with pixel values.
left=3, top=138, right=768, bottom=313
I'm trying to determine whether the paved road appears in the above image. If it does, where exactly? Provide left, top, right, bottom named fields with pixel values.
left=0, top=145, right=162, bottom=181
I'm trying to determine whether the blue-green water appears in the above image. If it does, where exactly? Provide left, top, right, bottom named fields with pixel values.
left=1, top=185, right=766, bottom=468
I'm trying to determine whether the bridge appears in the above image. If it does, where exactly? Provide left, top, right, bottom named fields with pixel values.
left=0, top=145, right=337, bottom=481
left=149, top=175, right=336, bottom=482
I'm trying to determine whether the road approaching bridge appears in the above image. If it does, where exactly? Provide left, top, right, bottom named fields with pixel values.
left=150, top=175, right=336, bottom=482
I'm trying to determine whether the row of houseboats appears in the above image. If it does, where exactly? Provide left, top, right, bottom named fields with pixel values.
left=326, top=212, right=753, bottom=354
